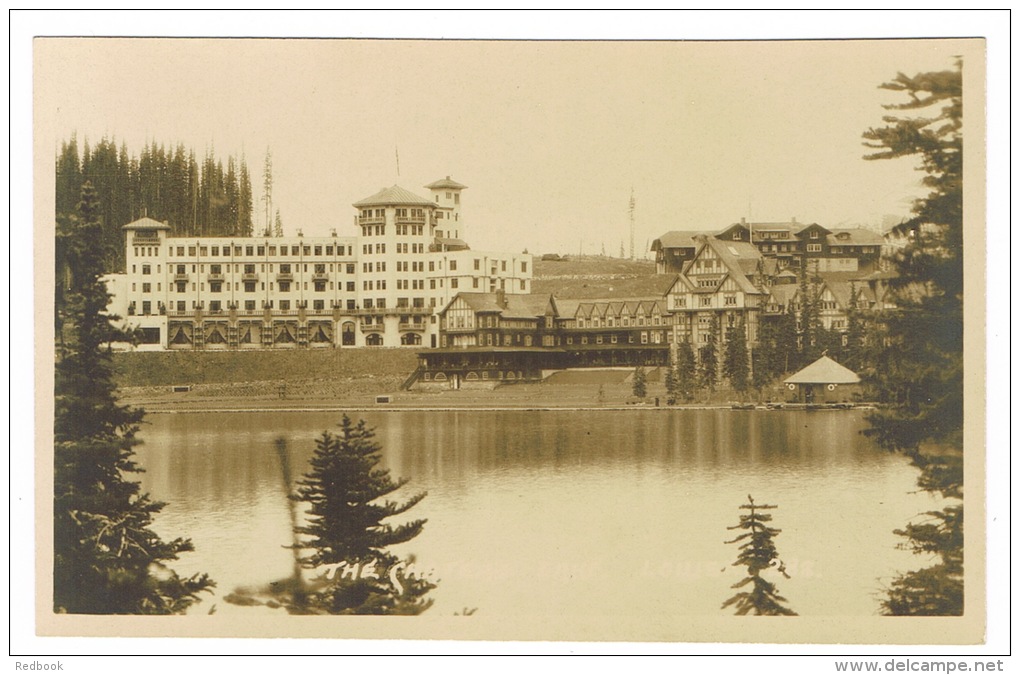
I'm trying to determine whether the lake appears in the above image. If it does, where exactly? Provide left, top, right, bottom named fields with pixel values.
left=134, top=409, right=939, bottom=621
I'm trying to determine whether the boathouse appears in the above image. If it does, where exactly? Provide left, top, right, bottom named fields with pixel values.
left=783, top=355, right=861, bottom=404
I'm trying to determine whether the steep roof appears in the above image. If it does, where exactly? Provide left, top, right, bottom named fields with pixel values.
left=446, top=292, right=551, bottom=320
left=424, top=176, right=468, bottom=190
left=353, top=185, right=434, bottom=207
left=122, top=216, right=171, bottom=230
left=784, top=356, right=861, bottom=385
left=699, top=238, right=763, bottom=295
left=767, top=284, right=799, bottom=308
left=827, top=228, right=885, bottom=246
left=652, top=230, right=704, bottom=250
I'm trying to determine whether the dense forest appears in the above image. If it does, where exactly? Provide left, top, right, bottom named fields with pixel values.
left=55, top=135, right=277, bottom=272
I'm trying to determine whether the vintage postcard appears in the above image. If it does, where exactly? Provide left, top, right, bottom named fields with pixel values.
left=27, top=26, right=994, bottom=653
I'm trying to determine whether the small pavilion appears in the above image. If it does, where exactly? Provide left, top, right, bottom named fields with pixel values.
left=783, top=355, right=861, bottom=404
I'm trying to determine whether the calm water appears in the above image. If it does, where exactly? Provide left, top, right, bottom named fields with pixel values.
left=134, top=409, right=939, bottom=619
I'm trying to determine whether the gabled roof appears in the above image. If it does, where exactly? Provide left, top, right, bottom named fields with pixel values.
left=767, top=284, right=798, bottom=308
left=445, top=292, right=551, bottom=320
left=826, top=228, right=885, bottom=246
left=697, top=238, right=763, bottom=295
left=652, top=230, right=704, bottom=251
left=122, top=216, right=171, bottom=230
left=424, top=176, right=468, bottom=190
left=784, top=356, right=861, bottom=385
left=353, top=185, right=434, bottom=207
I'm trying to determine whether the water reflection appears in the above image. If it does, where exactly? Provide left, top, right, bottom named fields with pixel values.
left=135, top=409, right=938, bottom=620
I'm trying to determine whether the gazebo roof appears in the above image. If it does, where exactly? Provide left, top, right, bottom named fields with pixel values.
left=784, top=355, right=860, bottom=385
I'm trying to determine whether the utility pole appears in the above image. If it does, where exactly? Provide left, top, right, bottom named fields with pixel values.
left=628, top=187, right=636, bottom=261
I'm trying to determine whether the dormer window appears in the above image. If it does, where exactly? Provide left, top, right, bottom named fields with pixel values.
left=810, top=231, right=819, bottom=239
left=733, top=232, right=741, bottom=240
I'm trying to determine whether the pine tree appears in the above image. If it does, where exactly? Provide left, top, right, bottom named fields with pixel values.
left=697, top=315, right=719, bottom=398
left=676, top=338, right=697, bottom=402
left=238, top=156, right=254, bottom=237
left=54, top=182, right=214, bottom=614
left=722, top=495, right=797, bottom=616
left=663, top=360, right=678, bottom=405
left=723, top=323, right=750, bottom=398
left=862, top=60, right=963, bottom=616
left=842, top=283, right=866, bottom=372
left=291, top=415, right=435, bottom=615
left=631, top=365, right=647, bottom=399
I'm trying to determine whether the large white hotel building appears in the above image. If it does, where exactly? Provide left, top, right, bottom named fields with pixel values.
left=105, top=176, right=533, bottom=350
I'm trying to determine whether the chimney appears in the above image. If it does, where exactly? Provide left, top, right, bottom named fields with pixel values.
left=791, top=216, right=797, bottom=224
left=496, top=288, right=507, bottom=308
left=740, top=217, right=746, bottom=225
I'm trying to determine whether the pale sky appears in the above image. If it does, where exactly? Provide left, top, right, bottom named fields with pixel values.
left=37, top=35, right=970, bottom=256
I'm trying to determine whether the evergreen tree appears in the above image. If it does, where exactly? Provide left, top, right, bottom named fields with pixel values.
left=697, top=315, right=719, bottom=398
left=752, top=316, right=780, bottom=394
left=663, top=359, right=678, bottom=405
left=238, top=156, right=254, bottom=236
left=274, top=208, right=284, bottom=238
left=723, top=323, right=750, bottom=398
left=54, top=182, right=214, bottom=614
left=722, top=495, right=796, bottom=616
left=797, top=263, right=821, bottom=363
left=291, top=415, right=435, bottom=615
left=842, top=283, right=866, bottom=372
left=862, top=61, right=963, bottom=616
left=676, top=337, right=697, bottom=402
left=631, top=365, right=647, bottom=399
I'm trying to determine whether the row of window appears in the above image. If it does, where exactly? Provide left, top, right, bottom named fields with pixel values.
left=163, top=244, right=355, bottom=258
left=572, top=314, right=665, bottom=328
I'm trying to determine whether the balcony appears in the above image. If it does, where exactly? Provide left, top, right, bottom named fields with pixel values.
left=276, top=272, right=294, bottom=282
left=312, top=272, right=329, bottom=282
left=242, top=272, right=259, bottom=282
left=173, top=273, right=190, bottom=282
left=399, top=322, right=426, bottom=332
left=207, top=272, right=225, bottom=282
left=360, top=322, right=384, bottom=333
left=395, top=214, right=426, bottom=225
left=358, top=216, right=386, bottom=225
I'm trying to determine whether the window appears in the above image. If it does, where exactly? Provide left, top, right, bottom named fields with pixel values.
left=257, top=246, right=265, bottom=256
left=733, top=232, right=741, bottom=240
left=451, top=279, right=459, bottom=289
left=314, top=246, right=322, bottom=256
left=280, top=300, right=290, bottom=311
left=346, top=281, right=355, bottom=292
left=474, top=259, right=481, bottom=270
left=807, top=244, right=822, bottom=253
left=142, top=264, right=151, bottom=275
left=211, top=282, right=222, bottom=293
left=209, top=300, right=222, bottom=313
left=450, top=260, right=457, bottom=271
left=245, top=300, right=256, bottom=311
left=701, top=297, right=712, bottom=307
left=279, top=281, right=290, bottom=292
left=724, top=295, right=736, bottom=306
left=142, top=283, right=151, bottom=293
left=244, top=282, right=256, bottom=293
left=176, top=281, right=186, bottom=293
left=314, top=281, right=326, bottom=292
left=142, top=301, right=151, bottom=315
left=809, top=230, right=819, bottom=239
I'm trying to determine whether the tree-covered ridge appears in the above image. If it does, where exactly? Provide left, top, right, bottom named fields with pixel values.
left=55, top=135, right=258, bottom=272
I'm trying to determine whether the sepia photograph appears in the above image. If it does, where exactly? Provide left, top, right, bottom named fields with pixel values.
left=16, top=10, right=1007, bottom=664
